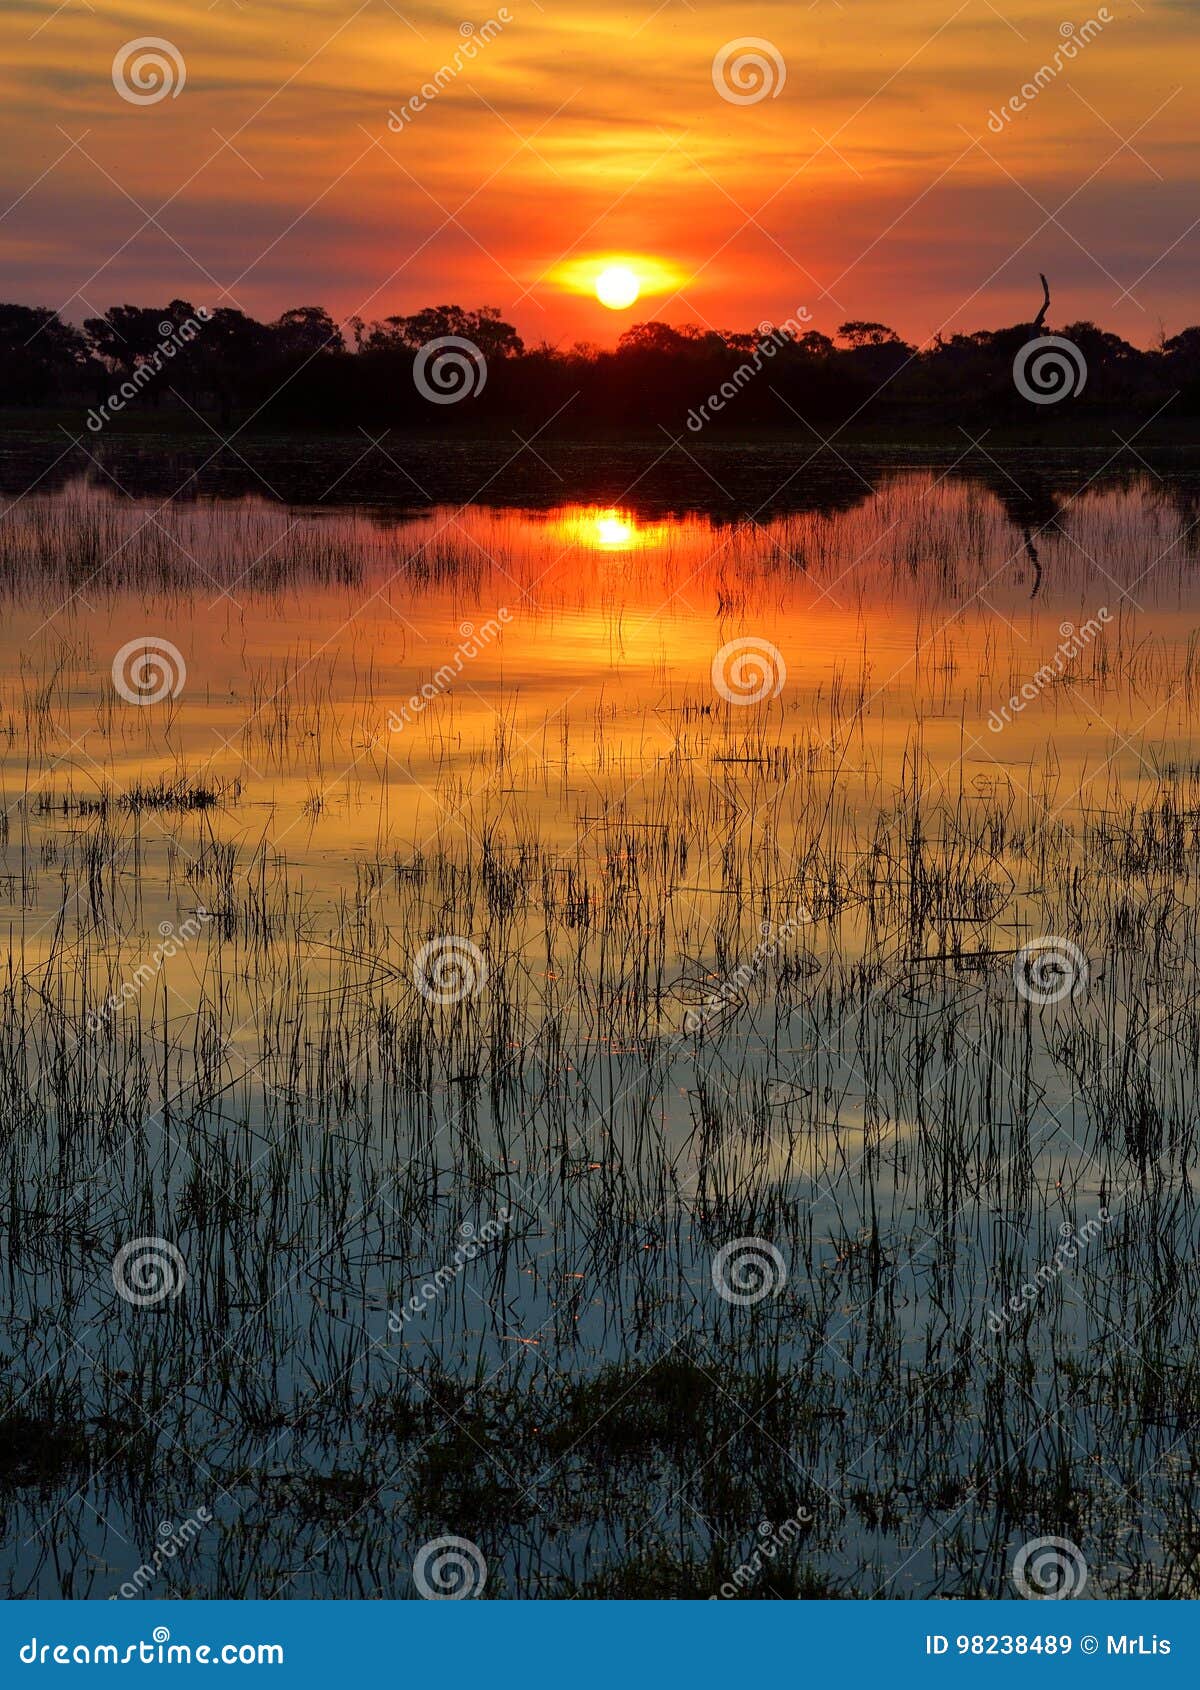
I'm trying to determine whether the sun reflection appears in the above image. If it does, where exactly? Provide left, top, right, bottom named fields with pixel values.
left=552, top=506, right=665, bottom=551
left=594, top=512, right=635, bottom=546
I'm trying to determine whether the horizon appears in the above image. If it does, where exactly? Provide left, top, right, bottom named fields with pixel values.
left=1, top=1, right=1194, bottom=350
left=16, top=282, right=1189, bottom=356
left=17, top=287, right=1191, bottom=355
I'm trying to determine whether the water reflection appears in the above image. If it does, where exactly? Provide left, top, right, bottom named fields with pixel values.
left=1, top=466, right=1198, bottom=1598
left=543, top=503, right=675, bottom=554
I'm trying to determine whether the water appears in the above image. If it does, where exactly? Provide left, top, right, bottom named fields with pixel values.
left=1, top=462, right=1198, bottom=1598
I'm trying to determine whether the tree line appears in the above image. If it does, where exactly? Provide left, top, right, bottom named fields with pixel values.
left=2, top=295, right=1199, bottom=431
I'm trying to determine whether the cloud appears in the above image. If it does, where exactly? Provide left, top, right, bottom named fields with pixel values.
left=0, top=0, right=1193, bottom=345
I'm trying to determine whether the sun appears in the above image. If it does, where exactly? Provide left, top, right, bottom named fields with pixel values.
left=552, top=254, right=683, bottom=308
left=595, top=264, right=640, bottom=311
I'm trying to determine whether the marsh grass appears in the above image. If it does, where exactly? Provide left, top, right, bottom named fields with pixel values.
left=0, top=470, right=1198, bottom=1597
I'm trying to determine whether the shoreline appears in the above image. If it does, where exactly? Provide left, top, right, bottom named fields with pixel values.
left=1, top=418, right=1198, bottom=516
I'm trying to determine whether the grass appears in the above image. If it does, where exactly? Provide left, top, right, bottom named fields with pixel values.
left=0, top=467, right=1197, bottom=1597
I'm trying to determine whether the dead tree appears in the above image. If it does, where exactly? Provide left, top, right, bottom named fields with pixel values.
left=1031, top=273, right=1051, bottom=337
left=1012, top=273, right=1054, bottom=594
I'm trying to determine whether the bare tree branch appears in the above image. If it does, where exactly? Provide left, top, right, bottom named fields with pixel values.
left=1032, top=273, right=1051, bottom=336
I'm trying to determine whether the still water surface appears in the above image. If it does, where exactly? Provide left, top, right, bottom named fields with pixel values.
left=0, top=467, right=1197, bottom=1597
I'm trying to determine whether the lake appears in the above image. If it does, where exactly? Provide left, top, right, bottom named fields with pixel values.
left=1, top=454, right=1198, bottom=1598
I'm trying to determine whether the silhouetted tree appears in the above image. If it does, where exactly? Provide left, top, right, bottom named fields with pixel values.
left=363, top=304, right=523, bottom=359
left=269, top=306, right=344, bottom=358
left=0, top=304, right=88, bottom=404
left=189, top=307, right=272, bottom=425
left=837, top=321, right=904, bottom=348
left=0, top=285, right=1192, bottom=431
left=1030, top=272, right=1051, bottom=336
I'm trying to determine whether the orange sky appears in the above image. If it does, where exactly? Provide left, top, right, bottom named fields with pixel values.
left=1, top=0, right=1195, bottom=347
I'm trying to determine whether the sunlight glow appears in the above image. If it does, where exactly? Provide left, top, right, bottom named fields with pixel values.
left=594, top=511, right=636, bottom=544
left=550, top=505, right=667, bottom=552
left=551, top=254, right=686, bottom=311
left=595, top=265, right=640, bottom=310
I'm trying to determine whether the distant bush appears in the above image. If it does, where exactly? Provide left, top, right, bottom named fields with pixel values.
left=3, top=293, right=1196, bottom=432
